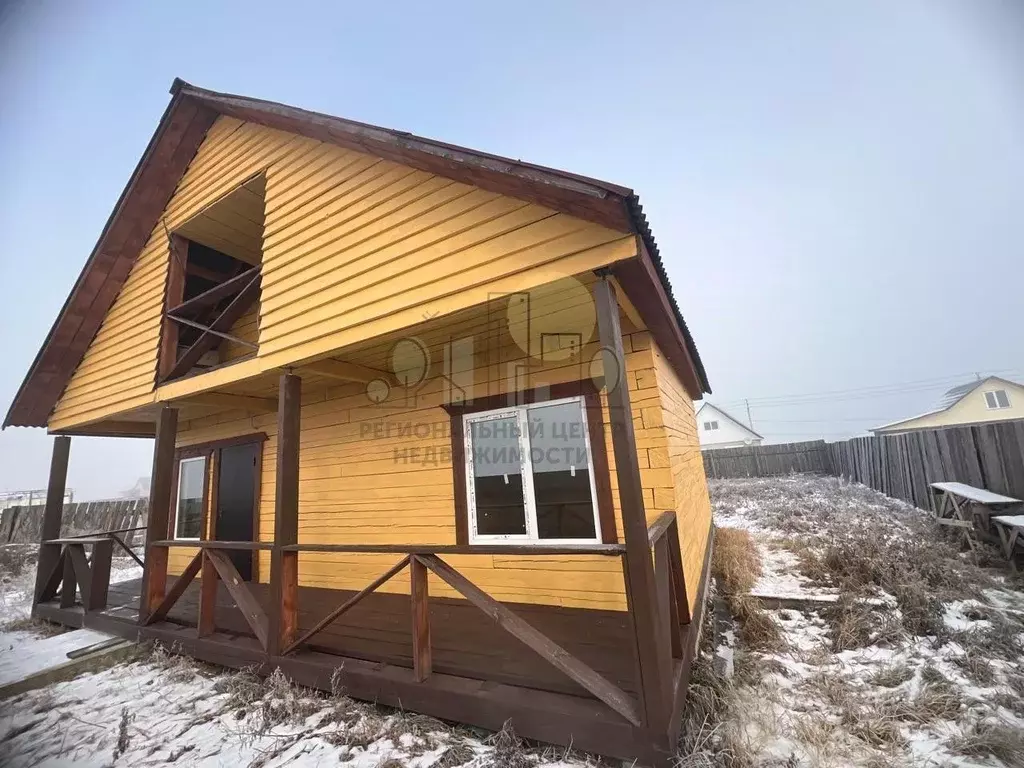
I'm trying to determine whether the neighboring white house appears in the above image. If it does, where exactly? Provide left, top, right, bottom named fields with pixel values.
left=696, top=402, right=764, bottom=449
left=871, top=376, right=1024, bottom=434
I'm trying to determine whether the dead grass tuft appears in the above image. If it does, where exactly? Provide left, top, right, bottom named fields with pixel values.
left=919, top=664, right=949, bottom=686
left=822, top=597, right=903, bottom=652
left=953, top=649, right=996, bottom=686
left=0, top=616, right=69, bottom=637
left=869, top=663, right=915, bottom=688
left=885, top=681, right=963, bottom=724
left=0, top=544, right=36, bottom=578
left=845, top=712, right=906, bottom=749
left=486, top=720, right=531, bottom=768
left=712, top=527, right=762, bottom=595
left=148, top=642, right=201, bottom=683
left=728, top=594, right=786, bottom=653
left=433, top=739, right=476, bottom=768
left=676, top=614, right=758, bottom=768
left=947, top=721, right=1024, bottom=767
left=112, top=706, right=133, bottom=761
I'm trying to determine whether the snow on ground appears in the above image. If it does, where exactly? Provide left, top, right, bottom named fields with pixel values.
left=0, top=550, right=604, bottom=767
left=704, top=475, right=1024, bottom=768
left=0, top=546, right=142, bottom=670
left=2, top=477, right=1022, bottom=767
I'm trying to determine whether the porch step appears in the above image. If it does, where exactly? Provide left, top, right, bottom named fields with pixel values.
left=0, top=628, right=135, bottom=699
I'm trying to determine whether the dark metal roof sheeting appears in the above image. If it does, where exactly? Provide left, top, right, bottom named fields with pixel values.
left=626, top=195, right=711, bottom=393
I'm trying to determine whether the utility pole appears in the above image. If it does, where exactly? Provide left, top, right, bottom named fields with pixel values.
left=745, top=398, right=754, bottom=430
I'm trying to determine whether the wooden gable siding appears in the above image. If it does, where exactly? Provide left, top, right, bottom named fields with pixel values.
left=48, top=116, right=636, bottom=431
left=170, top=329, right=663, bottom=611
left=220, top=304, right=260, bottom=364
left=49, top=117, right=298, bottom=429
left=648, top=338, right=712, bottom=609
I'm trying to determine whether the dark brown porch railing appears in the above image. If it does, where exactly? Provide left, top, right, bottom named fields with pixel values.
left=139, top=517, right=685, bottom=730
left=37, top=526, right=149, bottom=611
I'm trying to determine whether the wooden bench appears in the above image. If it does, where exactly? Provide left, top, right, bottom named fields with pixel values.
left=929, top=482, right=1022, bottom=552
left=991, top=515, right=1024, bottom=571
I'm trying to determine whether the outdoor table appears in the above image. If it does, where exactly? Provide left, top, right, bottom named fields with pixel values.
left=991, top=514, right=1024, bottom=571
left=929, top=481, right=1022, bottom=551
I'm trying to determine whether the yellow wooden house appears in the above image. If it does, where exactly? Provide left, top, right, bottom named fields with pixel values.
left=7, top=80, right=713, bottom=766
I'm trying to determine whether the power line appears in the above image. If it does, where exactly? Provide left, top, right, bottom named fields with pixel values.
left=712, top=368, right=1023, bottom=409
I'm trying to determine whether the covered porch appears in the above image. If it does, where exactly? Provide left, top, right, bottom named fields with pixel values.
left=31, top=275, right=710, bottom=766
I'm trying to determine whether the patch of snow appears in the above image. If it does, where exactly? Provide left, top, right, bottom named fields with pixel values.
left=0, top=628, right=114, bottom=686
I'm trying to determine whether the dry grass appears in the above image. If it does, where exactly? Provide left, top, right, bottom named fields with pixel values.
left=676, top=596, right=758, bottom=768
left=732, top=599, right=786, bottom=654
left=885, top=681, right=963, bottom=724
left=0, top=544, right=36, bottom=578
left=712, top=528, right=762, bottom=595
left=0, top=616, right=69, bottom=637
left=953, top=649, right=996, bottom=686
left=821, top=597, right=904, bottom=652
left=708, top=476, right=1024, bottom=768
left=868, top=663, right=915, bottom=688
left=711, top=530, right=787, bottom=656
left=433, top=740, right=476, bottom=768
left=947, top=721, right=1024, bottom=767
left=486, top=721, right=531, bottom=768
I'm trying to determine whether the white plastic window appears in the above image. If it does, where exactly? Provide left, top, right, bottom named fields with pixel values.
left=174, top=456, right=207, bottom=540
left=463, top=396, right=601, bottom=545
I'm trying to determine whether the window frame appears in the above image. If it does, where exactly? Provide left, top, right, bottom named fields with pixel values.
left=173, top=455, right=208, bottom=541
left=444, top=380, right=618, bottom=546
left=984, top=389, right=1011, bottom=410
left=462, top=395, right=603, bottom=546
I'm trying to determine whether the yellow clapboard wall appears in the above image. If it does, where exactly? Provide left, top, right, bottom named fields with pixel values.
left=170, top=329, right=671, bottom=611
left=647, top=340, right=713, bottom=610
left=49, top=116, right=635, bottom=430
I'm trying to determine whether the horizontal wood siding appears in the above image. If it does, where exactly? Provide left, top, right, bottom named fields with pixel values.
left=650, top=339, right=712, bottom=610
left=173, top=326, right=664, bottom=611
left=50, top=117, right=301, bottom=430
left=220, top=304, right=259, bottom=363
left=49, top=116, right=635, bottom=429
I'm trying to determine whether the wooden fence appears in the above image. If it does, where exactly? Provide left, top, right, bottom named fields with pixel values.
left=0, top=498, right=148, bottom=545
left=703, top=440, right=833, bottom=479
left=829, top=420, right=1024, bottom=511
left=702, top=421, right=1024, bottom=512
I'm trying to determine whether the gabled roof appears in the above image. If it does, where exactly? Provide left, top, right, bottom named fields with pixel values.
left=695, top=402, right=764, bottom=440
left=871, top=375, right=1022, bottom=432
left=5, top=79, right=710, bottom=429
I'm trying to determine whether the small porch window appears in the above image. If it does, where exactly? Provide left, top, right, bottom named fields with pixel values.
left=463, top=396, right=601, bottom=544
left=174, top=456, right=207, bottom=540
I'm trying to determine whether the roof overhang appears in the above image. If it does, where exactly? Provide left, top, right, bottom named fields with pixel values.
left=5, top=79, right=710, bottom=429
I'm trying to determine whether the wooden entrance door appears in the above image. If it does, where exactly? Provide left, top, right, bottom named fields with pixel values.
left=215, top=443, right=259, bottom=580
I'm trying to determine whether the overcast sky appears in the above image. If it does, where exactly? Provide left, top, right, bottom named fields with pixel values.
left=1, top=1, right=1022, bottom=499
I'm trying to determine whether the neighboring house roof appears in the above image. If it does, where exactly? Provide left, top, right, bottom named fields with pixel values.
left=4, top=79, right=710, bottom=429
left=871, top=376, right=1022, bottom=432
left=936, top=381, right=980, bottom=409
left=696, top=402, right=764, bottom=440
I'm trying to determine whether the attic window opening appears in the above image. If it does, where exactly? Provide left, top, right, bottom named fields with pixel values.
left=158, top=175, right=266, bottom=383
left=704, top=420, right=719, bottom=431
left=984, top=390, right=1010, bottom=410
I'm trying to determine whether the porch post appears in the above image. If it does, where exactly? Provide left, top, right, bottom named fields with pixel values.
left=33, top=436, right=71, bottom=605
left=593, top=275, right=671, bottom=731
left=139, top=406, right=178, bottom=623
left=269, top=372, right=301, bottom=656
